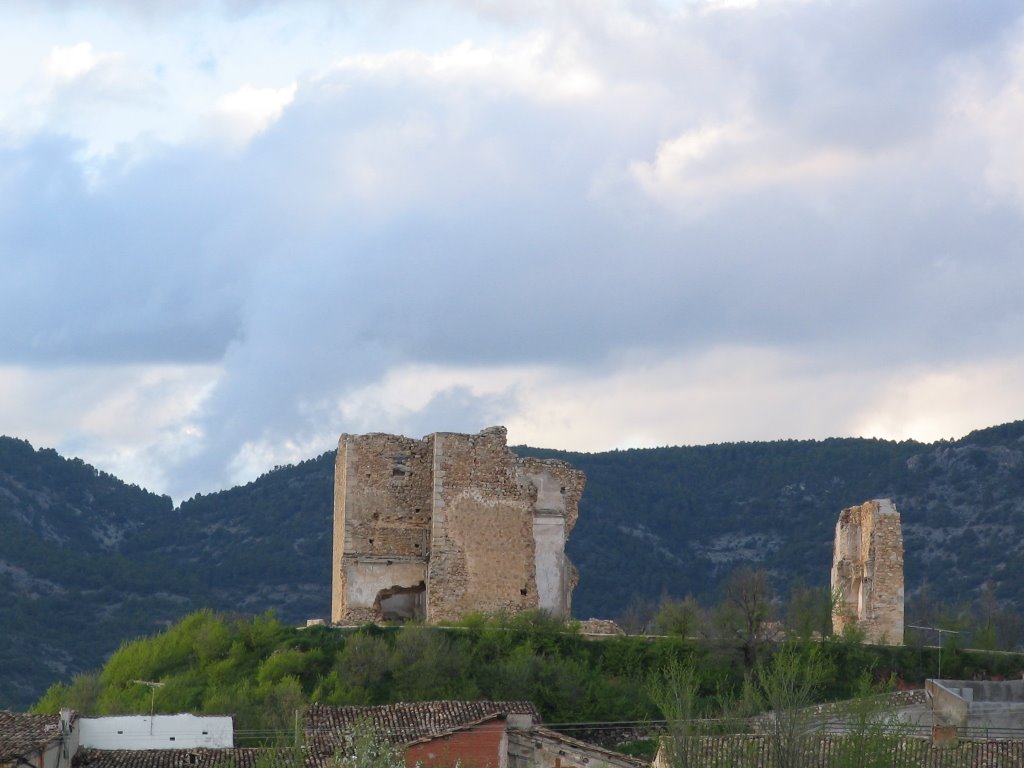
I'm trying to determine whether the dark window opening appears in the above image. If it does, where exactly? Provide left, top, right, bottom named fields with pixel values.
left=375, top=582, right=426, bottom=621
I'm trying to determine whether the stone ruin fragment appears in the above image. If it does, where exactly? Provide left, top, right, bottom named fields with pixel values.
left=831, top=498, right=905, bottom=645
left=331, top=426, right=585, bottom=624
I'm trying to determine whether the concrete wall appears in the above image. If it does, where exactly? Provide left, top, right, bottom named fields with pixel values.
left=928, top=679, right=1024, bottom=735
left=78, top=715, right=233, bottom=750
left=928, top=680, right=971, bottom=727
left=940, top=679, right=1024, bottom=702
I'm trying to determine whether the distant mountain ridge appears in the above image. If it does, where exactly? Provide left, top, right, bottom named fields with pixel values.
left=4, top=420, right=1024, bottom=708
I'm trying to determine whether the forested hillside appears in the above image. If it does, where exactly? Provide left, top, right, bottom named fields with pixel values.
left=0, top=441, right=333, bottom=709
left=5, top=420, right=1024, bottom=708
left=547, top=423, right=1024, bottom=619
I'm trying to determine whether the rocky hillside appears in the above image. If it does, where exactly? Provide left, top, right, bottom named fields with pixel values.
left=0, top=439, right=333, bottom=710
left=548, top=421, right=1024, bottom=618
left=4, top=420, right=1024, bottom=708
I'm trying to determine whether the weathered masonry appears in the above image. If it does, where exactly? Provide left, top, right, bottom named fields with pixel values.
left=331, top=426, right=586, bottom=624
left=831, top=497, right=905, bottom=645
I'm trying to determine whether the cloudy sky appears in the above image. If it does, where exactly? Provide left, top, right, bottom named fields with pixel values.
left=2, top=0, right=1024, bottom=502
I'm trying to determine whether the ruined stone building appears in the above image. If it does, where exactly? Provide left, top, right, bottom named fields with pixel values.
left=831, top=498, right=904, bottom=645
left=331, top=426, right=585, bottom=624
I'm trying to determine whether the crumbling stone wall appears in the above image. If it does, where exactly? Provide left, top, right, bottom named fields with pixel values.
left=332, top=426, right=585, bottom=624
left=332, top=433, right=433, bottom=624
left=831, top=498, right=904, bottom=645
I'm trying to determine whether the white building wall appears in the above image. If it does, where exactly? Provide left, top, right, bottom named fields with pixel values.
left=79, top=715, right=233, bottom=750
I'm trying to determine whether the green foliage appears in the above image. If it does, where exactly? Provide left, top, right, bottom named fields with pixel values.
left=390, top=627, right=475, bottom=701
left=828, top=675, right=913, bottom=768
left=747, top=642, right=831, bottom=768
left=712, top=567, right=774, bottom=667
left=785, top=582, right=835, bottom=642
left=35, top=610, right=660, bottom=739
left=33, top=673, right=102, bottom=716
left=32, top=606, right=1024, bottom=757
left=654, top=596, right=702, bottom=638
left=647, top=659, right=727, bottom=768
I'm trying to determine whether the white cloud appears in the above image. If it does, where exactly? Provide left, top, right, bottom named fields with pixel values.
left=326, top=348, right=1024, bottom=458
left=2, top=0, right=1024, bottom=501
left=851, top=360, right=1024, bottom=444
left=948, top=41, right=1024, bottom=208
left=213, top=82, right=297, bottom=143
left=629, top=121, right=865, bottom=212
left=0, top=364, right=221, bottom=496
left=330, top=33, right=604, bottom=103
left=46, top=42, right=103, bottom=83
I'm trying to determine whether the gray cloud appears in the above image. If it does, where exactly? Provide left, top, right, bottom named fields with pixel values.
left=5, top=0, right=1024, bottom=498
left=0, top=137, right=247, bottom=363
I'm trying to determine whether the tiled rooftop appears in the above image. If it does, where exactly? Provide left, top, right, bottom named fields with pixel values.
left=0, top=711, right=64, bottom=762
left=73, top=748, right=300, bottom=768
left=305, top=701, right=540, bottom=754
left=526, top=727, right=647, bottom=768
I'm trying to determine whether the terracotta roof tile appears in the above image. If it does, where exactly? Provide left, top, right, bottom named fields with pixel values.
left=305, top=701, right=539, bottom=754
left=73, top=748, right=301, bottom=768
left=0, top=711, right=65, bottom=762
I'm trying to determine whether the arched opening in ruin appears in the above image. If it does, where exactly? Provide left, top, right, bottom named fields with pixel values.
left=374, top=582, right=426, bottom=622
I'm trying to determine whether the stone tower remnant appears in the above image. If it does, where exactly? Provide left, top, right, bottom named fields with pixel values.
left=331, top=426, right=586, bottom=625
left=831, top=498, right=904, bottom=645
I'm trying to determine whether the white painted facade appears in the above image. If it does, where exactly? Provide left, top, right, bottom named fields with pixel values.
left=79, top=715, right=233, bottom=750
